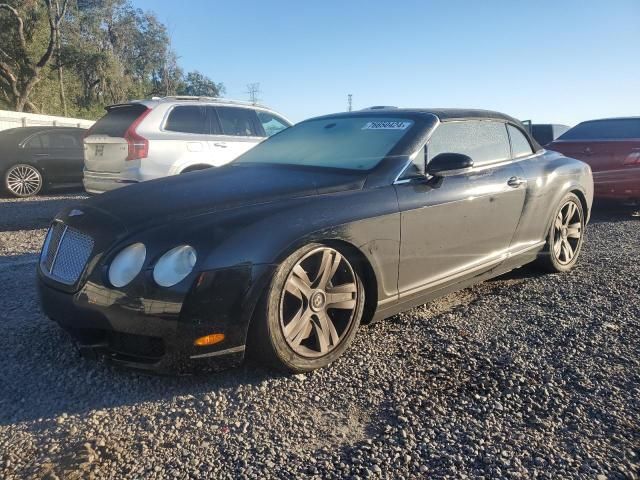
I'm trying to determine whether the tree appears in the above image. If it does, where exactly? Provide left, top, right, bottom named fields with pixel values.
left=178, top=71, right=225, bottom=98
left=0, top=0, right=226, bottom=118
left=0, top=0, right=70, bottom=112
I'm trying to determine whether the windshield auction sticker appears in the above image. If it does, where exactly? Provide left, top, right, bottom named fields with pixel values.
left=362, top=121, right=412, bottom=130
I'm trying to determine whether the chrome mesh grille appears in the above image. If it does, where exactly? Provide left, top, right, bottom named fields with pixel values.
left=40, top=223, right=94, bottom=285
left=43, top=222, right=65, bottom=271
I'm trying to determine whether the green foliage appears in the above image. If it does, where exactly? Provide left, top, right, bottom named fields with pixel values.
left=178, top=71, right=226, bottom=98
left=0, top=0, right=225, bottom=119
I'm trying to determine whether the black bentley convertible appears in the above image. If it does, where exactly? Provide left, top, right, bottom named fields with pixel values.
left=38, top=109, right=593, bottom=373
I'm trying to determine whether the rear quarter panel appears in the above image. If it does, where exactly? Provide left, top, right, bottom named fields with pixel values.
left=511, top=150, right=593, bottom=247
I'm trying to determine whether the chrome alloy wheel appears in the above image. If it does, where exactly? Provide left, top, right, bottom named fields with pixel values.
left=552, top=200, right=582, bottom=265
left=5, top=164, right=42, bottom=197
left=279, top=247, right=358, bottom=358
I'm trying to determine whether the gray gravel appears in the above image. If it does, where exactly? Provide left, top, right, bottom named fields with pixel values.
left=0, top=193, right=638, bottom=479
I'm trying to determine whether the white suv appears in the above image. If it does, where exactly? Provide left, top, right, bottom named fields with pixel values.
left=83, top=97, right=292, bottom=194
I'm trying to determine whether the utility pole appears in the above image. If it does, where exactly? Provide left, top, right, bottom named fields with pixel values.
left=247, top=83, right=261, bottom=104
left=347, top=94, right=353, bottom=112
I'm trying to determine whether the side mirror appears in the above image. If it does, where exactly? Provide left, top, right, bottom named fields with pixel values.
left=427, top=153, right=474, bottom=177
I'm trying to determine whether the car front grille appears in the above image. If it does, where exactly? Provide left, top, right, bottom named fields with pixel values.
left=40, top=222, right=94, bottom=285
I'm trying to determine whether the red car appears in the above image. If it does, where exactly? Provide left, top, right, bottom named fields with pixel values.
left=547, top=117, right=640, bottom=203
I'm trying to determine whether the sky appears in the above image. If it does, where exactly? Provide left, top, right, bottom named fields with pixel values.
left=133, top=0, right=639, bottom=126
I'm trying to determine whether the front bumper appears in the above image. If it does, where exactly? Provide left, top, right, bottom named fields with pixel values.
left=38, top=264, right=275, bottom=374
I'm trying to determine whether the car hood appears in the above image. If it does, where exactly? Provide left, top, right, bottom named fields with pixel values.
left=81, top=164, right=366, bottom=229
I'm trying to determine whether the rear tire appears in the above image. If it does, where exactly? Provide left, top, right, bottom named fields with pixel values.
left=249, top=243, right=365, bottom=373
left=536, top=192, right=585, bottom=273
left=4, top=164, right=43, bottom=197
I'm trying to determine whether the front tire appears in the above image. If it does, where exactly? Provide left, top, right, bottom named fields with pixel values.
left=536, top=193, right=585, bottom=272
left=250, top=244, right=365, bottom=372
left=4, top=164, right=43, bottom=197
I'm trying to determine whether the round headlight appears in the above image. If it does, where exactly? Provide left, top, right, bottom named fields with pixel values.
left=153, top=245, right=197, bottom=287
left=108, top=243, right=146, bottom=288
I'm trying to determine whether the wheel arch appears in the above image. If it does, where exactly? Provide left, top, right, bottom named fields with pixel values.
left=322, top=239, right=379, bottom=325
left=570, top=188, right=590, bottom=224
left=255, top=237, right=380, bottom=328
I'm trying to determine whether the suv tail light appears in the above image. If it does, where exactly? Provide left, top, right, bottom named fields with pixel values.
left=125, top=108, right=152, bottom=161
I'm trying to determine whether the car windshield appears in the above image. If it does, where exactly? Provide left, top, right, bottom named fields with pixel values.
left=234, top=117, right=415, bottom=170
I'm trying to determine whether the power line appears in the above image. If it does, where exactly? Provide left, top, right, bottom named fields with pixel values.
left=247, top=83, right=261, bottom=104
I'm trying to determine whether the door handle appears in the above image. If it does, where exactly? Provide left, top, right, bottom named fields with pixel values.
left=34, top=153, right=49, bottom=157
left=213, top=142, right=227, bottom=148
left=507, top=176, right=527, bottom=188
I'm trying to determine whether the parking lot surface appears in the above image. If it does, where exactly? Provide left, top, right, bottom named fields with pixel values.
left=0, top=193, right=638, bottom=479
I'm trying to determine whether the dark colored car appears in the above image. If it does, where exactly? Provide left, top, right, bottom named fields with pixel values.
left=521, top=121, right=570, bottom=146
left=546, top=117, right=640, bottom=203
left=530, top=124, right=570, bottom=146
left=0, top=126, right=86, bottom=197
left=37, top=109, right=593, bottom=374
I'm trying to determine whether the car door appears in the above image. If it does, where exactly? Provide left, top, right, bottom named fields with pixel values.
left=22, top=131, right=51, bottom=170
left=163, top=105, right=213, bottom=172
left=395, top=120, right=526, bottom=300
left=23, top=131, right=71, bottom=182
left=48, top=130, right=85, bottom=182
left=211, top=106, right=265, bottom=164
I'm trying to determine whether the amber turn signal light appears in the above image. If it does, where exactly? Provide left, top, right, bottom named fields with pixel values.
left=194, top=333, right=225, bottom=346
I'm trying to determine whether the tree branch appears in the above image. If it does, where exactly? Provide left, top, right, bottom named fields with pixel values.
left=0, top=3, right=27, bottom=51
left=36, top=0, right=57, bottom=69
left=0, top=45, right=13, bottom=60
left=0, top=62, right=15, bottom=81
left=0, top=87, right=10, bottom=103
left=58, top=0, right=69, bottom=23
left=25, top=100, right=38, bottom=113
left=0, top=60, right=19, bottom=96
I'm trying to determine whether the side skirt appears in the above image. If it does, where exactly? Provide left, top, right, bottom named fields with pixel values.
left=371, top=249, right=540, bottom=323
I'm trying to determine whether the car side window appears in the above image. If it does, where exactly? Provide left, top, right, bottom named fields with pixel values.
left=257, top=112, right=289, bottom=137
left=165, top=106, right=208, bottom=134
left=25, top=134, right=42, bottom=149
left=428, top=120, right=510, bottom=167
left=51, top=132, right=79, bottom=149
left=400, top=145, right=427, bottom=179
left=216, top=107, right=261, bottom=137
left=508, top=125, right=534, bottom=158
left=25, top=133, right=51, bottom=149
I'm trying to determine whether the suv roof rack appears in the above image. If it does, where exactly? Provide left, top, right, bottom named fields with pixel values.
left=149, top=96, right=269, bottom=109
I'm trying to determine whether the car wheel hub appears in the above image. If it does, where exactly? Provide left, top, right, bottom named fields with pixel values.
left=6, top=165, right=42, bottom=197
left=553, top=200, right=582, bottom=265
left=310, top=290, right=326, bottom=312
left=279, top=247, right=358, bottom=358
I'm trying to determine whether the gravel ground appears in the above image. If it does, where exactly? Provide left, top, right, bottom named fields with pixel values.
left=0, top=193, right=638, bottom=479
